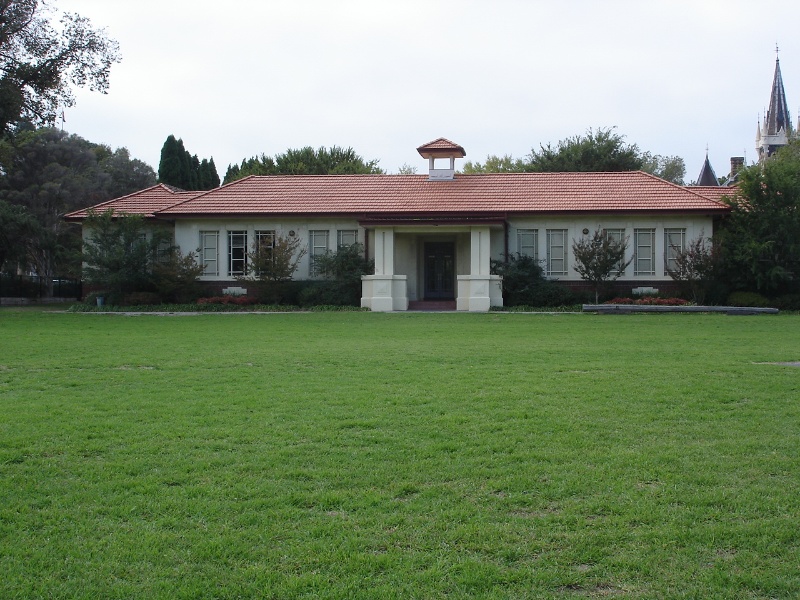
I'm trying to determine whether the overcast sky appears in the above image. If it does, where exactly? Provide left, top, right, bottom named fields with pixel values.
left=56, top=0, right=800, bottom=182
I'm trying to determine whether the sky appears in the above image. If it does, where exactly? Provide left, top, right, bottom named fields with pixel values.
left=55, top=0, right=800, bottom=182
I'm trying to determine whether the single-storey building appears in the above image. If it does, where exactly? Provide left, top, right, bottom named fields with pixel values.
left=66, top=138, right=731, bottom=311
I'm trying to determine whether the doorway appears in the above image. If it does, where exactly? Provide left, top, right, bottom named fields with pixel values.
left=424, top=242, right=455, bottom=300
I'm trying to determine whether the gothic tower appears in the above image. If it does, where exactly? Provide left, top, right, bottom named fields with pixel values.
left=756, top=50, right=793, bottom=161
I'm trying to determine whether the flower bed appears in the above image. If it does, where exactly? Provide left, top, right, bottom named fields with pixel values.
left=605, top=297, right=689, bottom=306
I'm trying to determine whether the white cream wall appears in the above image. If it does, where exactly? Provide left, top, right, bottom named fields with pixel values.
left=505, top=215, right=715, bottom=280
left=173, top=218, right=365, bottom=280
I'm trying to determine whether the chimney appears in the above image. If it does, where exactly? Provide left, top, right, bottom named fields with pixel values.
left=730, top=157, right=744, bottom=177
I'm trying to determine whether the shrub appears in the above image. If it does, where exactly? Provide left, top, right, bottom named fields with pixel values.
left=773, top=294, right=800, bottom=310
left=125, top=292, right=161, bottom=306
left=726, top=291, right=773, bottom=308
left=197, top=296, right=260, bottom=306
left=491, top=254, right=577, bottom=307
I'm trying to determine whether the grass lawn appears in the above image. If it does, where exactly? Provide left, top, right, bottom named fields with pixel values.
left=1, top=309, right=799, bottom=599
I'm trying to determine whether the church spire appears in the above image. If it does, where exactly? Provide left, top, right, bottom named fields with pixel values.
left=757, top=47, right=792, bottom=161
left=695, top=150, right=719, bottom=187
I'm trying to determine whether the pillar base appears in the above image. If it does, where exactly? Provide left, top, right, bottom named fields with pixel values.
left=361, top=275, right=408, bottom=312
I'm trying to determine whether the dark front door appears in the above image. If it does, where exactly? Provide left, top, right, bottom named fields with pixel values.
left=424, top=242, right=455, bottom=299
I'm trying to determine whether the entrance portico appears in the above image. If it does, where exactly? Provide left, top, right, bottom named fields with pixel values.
left=360, top=223, right=503, bottom=312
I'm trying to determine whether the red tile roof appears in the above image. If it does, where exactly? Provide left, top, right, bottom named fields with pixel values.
left=416, top=138, right=466, bottom=158
left=687, top=186, right=738, bottom=204
left=64, top=184, right=203, bottom=221
left=156, top=171, right=730, bottom=218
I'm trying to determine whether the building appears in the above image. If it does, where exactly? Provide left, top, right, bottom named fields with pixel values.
left=66, top=138, right=730, bottom=311
left=756, top=52, right=794, bottom=161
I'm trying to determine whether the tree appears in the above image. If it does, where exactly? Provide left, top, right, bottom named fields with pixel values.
left=640, top=152, right=686, bottom=185
left=0, top=127, right=156, bottom=291
left=81, top=209, right=172, bottom=303
left=0, top=198, right=36, bottom=272
left=717, top=140, right=800, bottom=295
left=461, top=154, right=525, bottom=173
left=527, top=128, right=642, bottom=172
left=0, top=1, right=120, bottom=133
left=157, top=135, right=218, bottom=190
left=241, top=233, right=306, bottom=303
left=224, top=146, right=383, bottom=184
left=571, top=228, right=632, bottom=303
left=666, top=234, right=717, bottom=304
left=397, top=163, right=417, bottom=175
left=457, top=130, right=684, bottom=182
left=300, top=243, right=374, bottom=306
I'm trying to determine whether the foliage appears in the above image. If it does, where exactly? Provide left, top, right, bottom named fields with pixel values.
left=665, top=234, right=717, bottom=304
left=639, top=151, right=686, bottom=185
left=0, top=198, right=36, bottom=271
left=717, top=141, right=800, bottom=295
left=197, top=295, right=260, bottom=306
left=300, top=243, right=374, bottom=306
left=527, top=127, right=641, bottom=172
left=0, top=1, right=120, bottom=133
left=491, top=253, right=577, bottom=306
left=157, top=134, right=219, bottom=190
left=81, top=210, right=172, bottom=303
left=571, top=228, right=631, bottom=303
left=726, top=291, right=773, bottom=308
left=396, top=163, right=417, bottom=175
left=223, top=145, right=384, bottom=184
left=241, top=233, right=307, bottom=304
left=151, top=249, right=205, bottom=303
left=0, top=127, right=156, bottom=289
left=245, top=233, right=306, bottom=283
left=461, top=154, right=525, bottom=173
left=459, top=129, right=685, bottom=183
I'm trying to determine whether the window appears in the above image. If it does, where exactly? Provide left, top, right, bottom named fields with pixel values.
left=634, top=228, right=656, bottom=275
left=546, top=229, right=568, bottom=275
left=517, top=229, right=538, bottom=260
left=200, top=231, right=219, bottom=275
left=604, top=228, right=626, bottom=274
left=309, top=230, right=329, bottom=275
left=228, top=230, right=247, bottom=276
left=337, top=229, right=358, bottom=248
left=664, top=228, right=686, bottom=274
left=254, top=230, right=275, bottom=274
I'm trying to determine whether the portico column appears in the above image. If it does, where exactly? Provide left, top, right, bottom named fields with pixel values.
left=470, top=227, right=491, bottom=275
left=361, top=227, right=408, bottom=311
left=457, top=226, right=503, bottom=312
left=373, top=227, right=395, bottom=275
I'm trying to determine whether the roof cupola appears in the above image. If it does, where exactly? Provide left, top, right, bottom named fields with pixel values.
left=416, top=138, right=466, bottom=180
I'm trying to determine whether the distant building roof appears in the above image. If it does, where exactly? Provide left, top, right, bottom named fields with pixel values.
left=695, top=154, right=720, bottom=186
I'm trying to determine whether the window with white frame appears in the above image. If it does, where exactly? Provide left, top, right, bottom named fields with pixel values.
left=546, top=229, right=568, bottom=275
left=664, top=228, right=686, bottom=275
left=200, top=231, right=219, bottom=276
left=337, top=229, right=358, bottom=248
left=517, top=229, right=538, bottom=260
left=309, top=230, right=329, bottom=276
left=634, top=228, right=656, bottom=275
left=254, top=230, right=275, bottom=274
left=228, top=230, right=247, bottom=276
left=604, top=228, right=626, bottom=274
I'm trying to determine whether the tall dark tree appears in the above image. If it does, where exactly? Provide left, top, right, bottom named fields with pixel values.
left=0, top=1, right=120, bottom=133
left=224, top=146, right=383, bottom=184
left=157, top=134, right=218, bottom=190
left=717, top=141, right=800, bottom=295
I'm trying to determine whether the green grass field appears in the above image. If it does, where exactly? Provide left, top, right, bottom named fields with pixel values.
left=1, top=309, right=799, bottom=598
